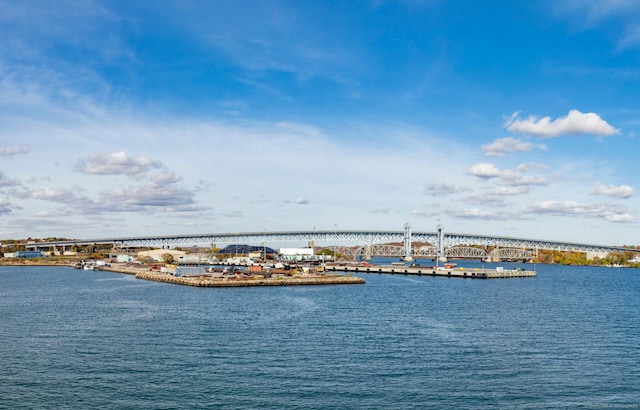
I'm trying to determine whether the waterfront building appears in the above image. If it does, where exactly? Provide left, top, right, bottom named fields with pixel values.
left=5, top=251, right=45, bottom=258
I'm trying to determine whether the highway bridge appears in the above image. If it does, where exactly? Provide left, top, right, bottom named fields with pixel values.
left=25, top=224, right=636, bottom=260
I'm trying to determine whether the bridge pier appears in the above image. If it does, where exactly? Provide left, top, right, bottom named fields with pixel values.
left=361, top=244, right=371, bottom=261
left=403, top=223, right=413, bottom=262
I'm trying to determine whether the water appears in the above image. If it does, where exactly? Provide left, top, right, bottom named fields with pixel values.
left=1, top=262, right=639, bottom=409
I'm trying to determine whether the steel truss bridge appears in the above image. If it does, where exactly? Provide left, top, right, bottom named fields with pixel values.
left=26, top=224, right=635, bottom=260
left=332, top=244, right=536, bottom=261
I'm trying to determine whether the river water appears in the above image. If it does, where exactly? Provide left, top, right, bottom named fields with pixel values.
left=1, top=262, right=639, bottom=409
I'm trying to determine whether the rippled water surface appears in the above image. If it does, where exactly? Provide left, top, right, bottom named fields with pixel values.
left=1, top=262, right=639, bottom=409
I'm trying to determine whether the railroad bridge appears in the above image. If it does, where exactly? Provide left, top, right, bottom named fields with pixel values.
left=26, top=224, right=635, bottom=261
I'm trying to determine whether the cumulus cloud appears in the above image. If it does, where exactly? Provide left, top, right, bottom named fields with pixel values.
left=491, top=186, right=530, bottom=196
left=0, top=145, right=29, bottom=156
left=446, top=208, right=504, bottom=220
left=411, top=209, right=438, bottom=218
left=525, top=200, right=636, bottom=223
left=148, top=172, right=183, bottom=187
left=467, top=163, right=548, bottom=188
left=0, top=172, right=21, bottom=188
left=423, top=182, right=468, bottom=196
left=17, top=170, right=203, bottom=215
left=515, top=162, right=549, bottom=172
left=295, top=197, right=308, bottom=204
left=103, top=183, right=198, bottom=211
left=463, top=195, right=506, bottom=206
left=467, top=163, right=501, bottom=179
left=606, top=213, right=635, bottom=223
left=24, top=188, right=80, bottom=203
left=498, top=172, right=548, bottom=187
left=74, top=151, right=163, bottom=179
left=0, top=198, right=16, bottom=214
left=505, top=110, right=620, bottom=138
left=481, top=137, right=546, bottom=157
left=591, top=182, right=634, bottom=199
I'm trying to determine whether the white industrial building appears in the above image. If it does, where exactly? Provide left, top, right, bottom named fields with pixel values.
left=278, top=247, right=314, bottom=261
left=138, top=249, right=187, bottom=262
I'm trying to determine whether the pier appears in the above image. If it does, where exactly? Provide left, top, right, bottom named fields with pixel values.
left=134, top=271, right=365, bottom=287
left=100, top=264, right=365, bottom=287
left=325, top=264, right=536, bottom=279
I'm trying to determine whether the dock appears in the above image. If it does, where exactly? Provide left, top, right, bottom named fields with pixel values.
left=134, top=271, right=365, bottom=287
left=99, top=264, right=365, bottom=287
left=325, top=264, right=536, bottom=279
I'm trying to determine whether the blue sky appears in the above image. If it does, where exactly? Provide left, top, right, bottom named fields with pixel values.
left=1, top=0, right=640, bottom=246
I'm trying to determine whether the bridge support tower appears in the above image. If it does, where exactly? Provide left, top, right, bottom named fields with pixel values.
left=403, top=223, right=413, bottom=262
left=364, top=244, right=372, bottom=261
left=436, top=224, right=447, bottom=262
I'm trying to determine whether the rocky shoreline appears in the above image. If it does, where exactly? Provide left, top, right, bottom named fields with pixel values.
left=133, top=270, right=366, bottom=287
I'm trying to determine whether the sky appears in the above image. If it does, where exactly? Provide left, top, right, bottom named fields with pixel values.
left=1, top=0, right=640, bottom=246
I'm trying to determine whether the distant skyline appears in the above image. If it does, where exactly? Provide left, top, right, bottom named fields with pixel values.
left=1, top=0, right=640, bottom=246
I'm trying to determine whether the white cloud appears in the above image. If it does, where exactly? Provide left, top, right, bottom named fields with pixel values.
left=467, top=163, right=501, bottom=179
left=101, top=182, right=200, bottom=213
left=591, top=182, right=634, bottom=199
left=498, top=172, right=548, bottom=187
left=0, top=198, right=17, bottom=214
left=25, top=187, right=80, bottom=203
left=0, top=172, right=21, bottom=188
left=491, top=186, right=530, bottom=196
left=0, top=145, right=29, bottom=156
left=446, top=208, right=504, bottom=220
left=525, top=200, right=636, bottom=223
left=14, top=169, right=203, bottom=216
left=481, top=137, right=546, bottom=157
left=515, top=162, right=549, bottom=172
left=411, top=209, right=438, bottom=218
left=467, top=163, right=548, bottom=188
left=463, top=195, right=506, bottom=206
left=423, top=182, right=468, bottom=196
left=605, top=213, right=635, bottom=222
left=505, top=110, right=620, bottom=138
left=149, top=172, right=183, bottom=187
left=295, top=197, right=308, bottom=204
left=74, top=151, right=163, bottom=179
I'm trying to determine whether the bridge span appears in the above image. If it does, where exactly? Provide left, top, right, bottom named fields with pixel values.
left=25, top=224, right=635, bottom=259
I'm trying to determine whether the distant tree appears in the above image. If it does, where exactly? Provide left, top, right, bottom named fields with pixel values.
left=162, top=253, right=174, bottom=264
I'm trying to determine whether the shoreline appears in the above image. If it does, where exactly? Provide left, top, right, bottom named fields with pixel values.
left=100, top=264, right=366, bottom=287
left=0, top=261, right=366, bottom=287
left=133, top=270, right=366, bottom=287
